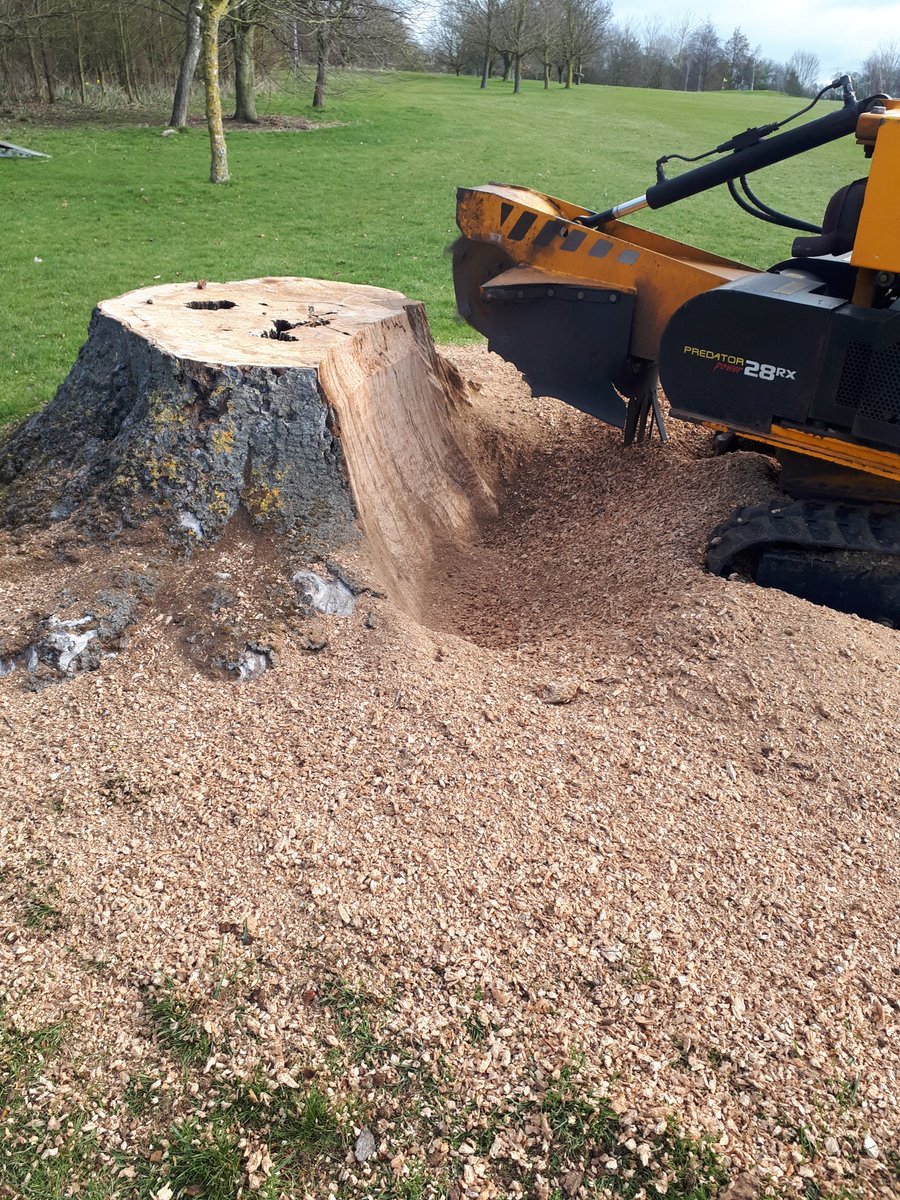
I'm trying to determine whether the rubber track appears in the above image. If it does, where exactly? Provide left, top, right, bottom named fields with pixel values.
left=706, top=498, right=900, bottom=576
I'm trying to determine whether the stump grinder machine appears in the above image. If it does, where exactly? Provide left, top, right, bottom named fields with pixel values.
left=452, top=77, right=900, bottom=624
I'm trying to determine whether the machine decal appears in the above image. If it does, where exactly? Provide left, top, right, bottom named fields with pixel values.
left=683, top=345, right=797, bottom=381
left=507, top=212, right=538, bottom=240
left=533, top=219, right=566, bottom=246
left=744, top=359, right=797, bottom=381
left=560, top=229, right=587, bottom=252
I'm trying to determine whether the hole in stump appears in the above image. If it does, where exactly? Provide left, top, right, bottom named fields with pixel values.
left=259, top=319, right=300, bottom=342
left=186, top=300, right=238, bottom=311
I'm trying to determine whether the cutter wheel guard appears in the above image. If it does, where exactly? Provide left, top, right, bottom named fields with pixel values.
left=452, top=76, right=900, bottom=625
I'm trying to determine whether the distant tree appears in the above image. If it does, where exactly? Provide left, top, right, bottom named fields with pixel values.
left=534, top=0, right=559, bottom=88
left=688, top=17, right=723, bottom=90
left=603, top=19, right=641, bottom=86
left=857, top=41, right=900, bottom=97
left=431, top=0, right=470, bottom=74
left=231, top=0, right=262, bottom=122
left=639, top=15, right=672, bottom=89
left=668, top=10, right=695, bottom=91
left=723, top=25, right=750, bottom=89
left=495, top=0, right=538, bottom=92
left=783, top=48, right=820, bottom=96
left=557, top=0, right=609, bottom=88
left=461, top=0, right=500, bottom=88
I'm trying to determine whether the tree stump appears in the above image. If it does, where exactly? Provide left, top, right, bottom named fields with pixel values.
left=0, top=277, right=498, bottom=606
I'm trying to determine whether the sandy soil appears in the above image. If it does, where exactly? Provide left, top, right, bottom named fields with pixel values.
left=0, top=346, right=897, bottom=1198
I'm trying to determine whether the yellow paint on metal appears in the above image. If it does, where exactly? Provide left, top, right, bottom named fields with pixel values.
left=852, top=105, right=900, bottom=272
left=456, top=184, right=756, bottom=359
left=707, top=422, right=900, bottom=484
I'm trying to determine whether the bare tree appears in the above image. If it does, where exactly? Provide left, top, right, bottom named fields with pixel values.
left=464, top=0, right=499, bottom=88
left=688, top=17, right=723, bottom=91
left=857, top=41, right=900, bottom=96
left=603, top=19, right=641, bottom=86
left=783, top=47, right=820, bottom=96
left=639, top=15, right=672, bottom=89
left=557, top=0, right=609, bottom=87
left=231, top=0, right=261, bottom=120
left=664, top=9, right=693, bottom=90
left=430, top=0, right=470, bottom=75
left=495, top=0, right=538, bottom=93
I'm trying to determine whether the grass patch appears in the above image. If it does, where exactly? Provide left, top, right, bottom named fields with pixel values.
left=321, top=972, right=383, bottom=1061
left=145, top=979, right=214, bottom=1067
left=532, top=1062, right=728, bottom=1199
left=0, top=1014, right=64, bottom=1090
left=1, top=72, right=864, bottom=425
left=163, top=1117, right=248, bottom=1200
left=24, top=890, right=63, bottom=930
left=0, top=1014, right=119, bottom=1199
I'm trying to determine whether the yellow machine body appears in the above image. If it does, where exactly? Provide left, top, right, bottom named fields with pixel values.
left=852, top=101, right=900, bottom=273
left=453, top=87, right=900, bottom=621
left=456, top=183, right=754, bottom=361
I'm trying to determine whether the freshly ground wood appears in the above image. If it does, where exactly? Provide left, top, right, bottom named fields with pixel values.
left=0, top=345, right=897, bottom=1197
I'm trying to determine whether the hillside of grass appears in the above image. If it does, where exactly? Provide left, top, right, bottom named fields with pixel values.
left=1, top=72, right=863, bottom=424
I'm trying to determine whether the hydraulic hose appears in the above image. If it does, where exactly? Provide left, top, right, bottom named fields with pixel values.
left=582, top=96, right=878, bottom=227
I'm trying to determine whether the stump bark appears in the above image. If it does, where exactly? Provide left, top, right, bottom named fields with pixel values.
left=0, top=277, right=498, bottom=607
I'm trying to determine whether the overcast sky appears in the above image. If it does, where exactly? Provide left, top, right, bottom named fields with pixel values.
left=611, top=1, right=898, bottom=75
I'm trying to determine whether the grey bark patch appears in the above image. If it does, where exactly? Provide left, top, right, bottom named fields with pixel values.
left=0, top=568, right=153, bottom=686
left=231, top=645, right=272, bottom=683
left=292, top=570, right=356, bottom=616
left=42, top=618, right=98, bottom=674
left=0, top=309, right=358, bottom=553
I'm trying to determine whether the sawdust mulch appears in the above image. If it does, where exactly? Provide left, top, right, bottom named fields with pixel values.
left=0, top=347, right=897, bottom=1199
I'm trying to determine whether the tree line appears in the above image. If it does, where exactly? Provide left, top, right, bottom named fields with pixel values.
left=2, top=0, right=898, bottom=118
left=0, top=0, right=419, bottom=118
left=428, top=2, right=900, bottom=100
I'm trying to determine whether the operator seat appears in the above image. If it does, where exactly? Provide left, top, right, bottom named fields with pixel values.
left=791, top=178, right=868, bottom=258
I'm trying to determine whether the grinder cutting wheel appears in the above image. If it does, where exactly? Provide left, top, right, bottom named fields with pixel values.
left=452, top=76, right=900, bottom=624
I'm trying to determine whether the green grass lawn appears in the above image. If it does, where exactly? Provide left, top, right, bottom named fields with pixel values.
left=1, top=71, right=863, bottom=424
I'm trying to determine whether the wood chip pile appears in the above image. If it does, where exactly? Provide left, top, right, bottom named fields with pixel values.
left=0, top=347, right=897, bottom=1199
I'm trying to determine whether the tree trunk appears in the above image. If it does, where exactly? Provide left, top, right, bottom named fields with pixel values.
left=202, top=0, right=230, bottom=183
left=480, top=44, right=490, bottom=89
left=313, top=26, right=328, bottom=108
left=565, top=59, right=573, bottom=88
left=71, top=3, right=87, bottom=104
left=170, top=0, right=202, bottom=127
left=117, top=5, right=138, bottom=102
left=0, top=277, right=498, bottom=673
left=513, top=53, right=521, bottom=93
left=39, top=29, right=57, bottom=103
left=501, top=51, right=511, bottom=82
left=26, top=35, right=44, bottom=102
left=0, top=46, right=20, bottom=106
left=543, top=61, right=549, bottom=89
left=232, top=5, right=257, bottom=122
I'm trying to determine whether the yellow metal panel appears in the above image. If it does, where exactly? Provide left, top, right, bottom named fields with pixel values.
left=707, top=422, right=900, bottom=484
left=456, top=185, right=756, bottom=360
left=851, top=114, right=900, bottom=272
